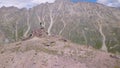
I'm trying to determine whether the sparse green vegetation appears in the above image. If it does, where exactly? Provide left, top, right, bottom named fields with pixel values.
left=0, top=1, right=120, bottom=54
left=114, top=66, right=120, bottom=68
left=8, top=45, right=58, bottom=55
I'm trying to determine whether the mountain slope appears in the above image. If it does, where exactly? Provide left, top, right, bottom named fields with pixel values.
left=0, top=36, right=120, bottom=68
left=0, top=1, right=120, bottom=53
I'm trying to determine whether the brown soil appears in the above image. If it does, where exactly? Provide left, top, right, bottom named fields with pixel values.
left=0, top=36, right=120, bottom=68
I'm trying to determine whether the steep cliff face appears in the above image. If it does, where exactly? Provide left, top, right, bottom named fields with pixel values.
left=0, top=1, right=120, bottom=52
left=0, top=36, right=120, bottom=68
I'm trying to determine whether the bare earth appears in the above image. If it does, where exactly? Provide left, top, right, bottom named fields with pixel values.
left=0, top=36, right=120, bottom=68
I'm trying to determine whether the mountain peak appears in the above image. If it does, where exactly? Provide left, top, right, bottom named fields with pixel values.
left=55, top=0, right=71, bottom=2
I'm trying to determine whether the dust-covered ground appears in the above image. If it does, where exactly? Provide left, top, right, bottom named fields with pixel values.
left=0, top=36, right=120, bottom=68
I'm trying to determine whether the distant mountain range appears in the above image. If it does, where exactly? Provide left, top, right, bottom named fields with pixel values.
left=0, top=0, right=120, bottom=53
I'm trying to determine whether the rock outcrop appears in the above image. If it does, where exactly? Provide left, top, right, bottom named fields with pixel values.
left=22, top=27, right=48, bottom=41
